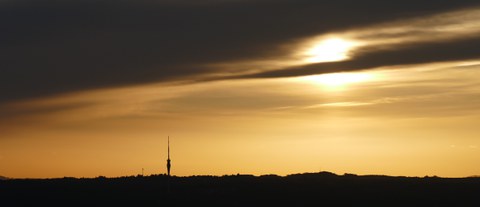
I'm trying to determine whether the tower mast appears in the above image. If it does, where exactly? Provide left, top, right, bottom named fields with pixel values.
left=167, top=136, right=171, bottom=176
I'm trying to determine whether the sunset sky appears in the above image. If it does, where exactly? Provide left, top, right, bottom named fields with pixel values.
left=2, top=0, right=480, bottom=178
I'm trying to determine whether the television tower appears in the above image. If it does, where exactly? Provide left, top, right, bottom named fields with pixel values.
left=167, top=136, right=171, bottom=176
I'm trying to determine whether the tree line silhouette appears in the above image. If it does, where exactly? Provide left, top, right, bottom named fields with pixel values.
left=1, top=172, right=480, bottom=206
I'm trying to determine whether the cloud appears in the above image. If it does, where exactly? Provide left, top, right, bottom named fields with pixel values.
left=0, top=101, right=93, bottom=120
left=1, top=0, right=480, bottom=103
left=239, top=36, right=480, bottom=79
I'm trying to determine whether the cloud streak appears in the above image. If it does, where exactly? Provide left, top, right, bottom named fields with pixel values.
left=238, top=36, right=480, bottom=79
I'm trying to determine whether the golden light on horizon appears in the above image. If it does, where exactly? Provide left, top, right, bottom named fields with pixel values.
left=304, top=38, right=358, bottom=63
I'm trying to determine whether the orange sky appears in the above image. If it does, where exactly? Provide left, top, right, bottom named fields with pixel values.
left=1, top=64, right=480, bottom=178
left=1, top=2, right=480, bottom=178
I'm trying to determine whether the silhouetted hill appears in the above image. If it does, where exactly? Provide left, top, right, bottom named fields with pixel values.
left=1, top=172, right=479, bottom=207
left=0, top=175, right=8, bottom=180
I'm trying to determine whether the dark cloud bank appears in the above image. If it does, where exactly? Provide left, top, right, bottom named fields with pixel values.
left=1, top=0, right=480, bottom=103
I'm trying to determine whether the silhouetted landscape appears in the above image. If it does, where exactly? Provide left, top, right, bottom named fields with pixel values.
left=2, top=172, right=480, bottom=206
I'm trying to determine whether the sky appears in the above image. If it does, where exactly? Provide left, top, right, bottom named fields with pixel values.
left=1, top=0, right=480, bottom=178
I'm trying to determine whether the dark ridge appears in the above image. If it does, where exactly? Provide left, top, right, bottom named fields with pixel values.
left=1, top=172, right=480, bottom=206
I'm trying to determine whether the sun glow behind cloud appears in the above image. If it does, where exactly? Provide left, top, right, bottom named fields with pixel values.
left=303, top=37, right=359, bottom=63
left=208, top=37, right=362, bottom=75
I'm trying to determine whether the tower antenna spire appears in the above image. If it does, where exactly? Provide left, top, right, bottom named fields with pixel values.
left=166, top=136, right=171, bottom=176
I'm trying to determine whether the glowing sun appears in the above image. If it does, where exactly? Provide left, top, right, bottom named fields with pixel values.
left=304, top=38, right=358, bottom=63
